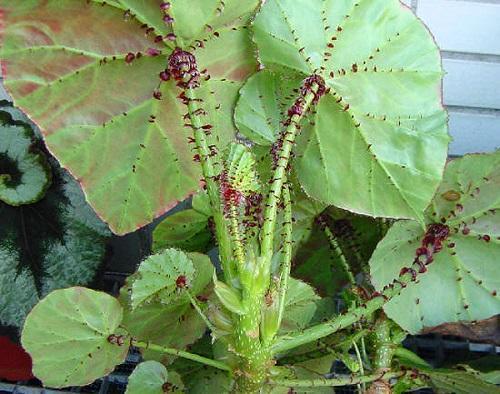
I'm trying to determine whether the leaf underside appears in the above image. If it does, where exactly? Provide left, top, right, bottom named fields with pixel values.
left=370, top=152, right=500, bottom=333
left=240, top=0, right=449, bottom=220
left=0, top=0, right=259, bottom=234
left=21, top=287, right=128, bottom=388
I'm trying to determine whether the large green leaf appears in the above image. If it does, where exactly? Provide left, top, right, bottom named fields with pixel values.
left=169, top=0, right=260, bottom=44
left=21, top=287, right=128, bottom=388
left=0, top=117, right=51, bottom=205
left=0, top=0, right=259, bottom=234
left=370, top=152, right=500, bottom=333
left=0, top=109, right=110, bottom=328
left=241, top=0, right=449, bottom=220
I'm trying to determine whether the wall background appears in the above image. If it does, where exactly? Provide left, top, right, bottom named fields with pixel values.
left=402, top=0, right=500, bottom=155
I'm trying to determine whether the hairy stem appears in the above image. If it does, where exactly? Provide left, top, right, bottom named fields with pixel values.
left=229, top=204, right=246, bottom=271
left=373, top=317, right=396, bottom=371
left=132, top=340, right=230, bottom=371
left=271, top=256, right=432, bottom=354
left=276, top=181, right=292, bottom=332
left=184, top=85, right=235, bottom=282
left=260, top=85, right=319, bottom=261
left=323, top=223, right=356, bottom=286
left=270, top=371, right=404, bottom=388
left=186, top=290, right=216, bottom=333
left=353, top=341, right=366, bottom=392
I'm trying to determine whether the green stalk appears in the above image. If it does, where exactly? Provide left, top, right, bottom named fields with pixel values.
left=276, top=181, right=292, bottom=333
left=132, top=340, right=230, bottom=371
left=183, top=85, right=235, bottom=282
left=269, top=371, right=404, bottom=388
left=260, top=85, right=319, bottom=261
left=271, top=257, right=431, bottom=354
left=229, top=204, right=246, bottom=271
left=352, top=341, right=366, bottom=392
left=186, top=290, right=217, bottom=333
left=323, top=224, right=356, bottom=286
left=231, top=86, right=319, bottom=393
left=372, top=317, right=396, bottom=371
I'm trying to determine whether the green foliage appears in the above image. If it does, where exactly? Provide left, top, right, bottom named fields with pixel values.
left=214, top=278, right=246, bottom=315
left=181, top=367, right=231, bottom=394
left=243, top=0, right=449, bottom=221
left=428, top=370, right=499, bottom=394
left=131, top=249, right=196, bottom=309
left=152, top=191, right=214, bottom=254
left=22, top=287, right=128, bottom=388
left=370, top=152, right=500, bottom=333
left=225, top=143, right=260, bottom=196
left=280, top=278, right=335, bottom=334
left=120, top=252, right=214, bottom=363
left=0, top=105, right=110, bottom=329
left=267, top=356, right=338, bottom=393
left=235, top=71, right=302, bottom=145
left=0, top=0, right=260, bottom=234
left=4, top=0, right=498, bottom=392
left=293, top=209, right=383, bottom=295
left=153, top=208, right=213, bottom=253
left=126, top=361, right=184, bottom=394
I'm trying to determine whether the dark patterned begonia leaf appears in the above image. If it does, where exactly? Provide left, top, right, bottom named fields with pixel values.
left=0, top=108, right=110, bottom=329
left=0, top=111, right=51, bottom=205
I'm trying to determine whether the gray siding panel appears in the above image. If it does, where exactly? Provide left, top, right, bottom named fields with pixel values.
left=443, top=59, right=500, bottom=110
left=449, top=111, right=500, bottom=155
left=417, top=0, right=500, bottom=56
left=413, top=0, right=500, bottom=155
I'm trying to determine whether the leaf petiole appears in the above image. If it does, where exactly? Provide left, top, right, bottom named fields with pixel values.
left=131, top=340, right=231, bottom=372
left=269, top=371, right=405, bottom=388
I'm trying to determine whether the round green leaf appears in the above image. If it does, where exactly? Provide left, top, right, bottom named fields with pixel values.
left=0, top=0, right=258, bottom=234
left=0, top=122, right=51, bottom=205
left=21, top=287, right=128, bottom=388
left=120, top=253, right=214, bottom=363
left=128, top=251, right=214, bottom=311
left=246, top=0, right=449, bottom=220
left=370, top=152, right=500, bottom=333
left=126, top=361, right=169, bottom=394
left=131, top=249, right=195, bottom=309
